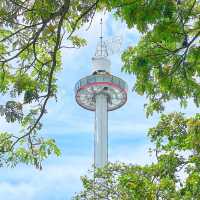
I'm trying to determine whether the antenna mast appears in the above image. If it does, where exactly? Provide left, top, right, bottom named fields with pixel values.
left=100, top=18, right=103, bottom=56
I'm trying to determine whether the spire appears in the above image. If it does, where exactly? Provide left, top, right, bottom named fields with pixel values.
left=94, top=18, right=108, bottom=58
left=100, top=18, right=103, bottom=56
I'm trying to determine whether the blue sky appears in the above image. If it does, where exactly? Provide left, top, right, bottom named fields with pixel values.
left=0, top=13, right=198, bottom=200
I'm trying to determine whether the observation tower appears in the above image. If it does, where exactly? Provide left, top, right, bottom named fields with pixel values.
left=75, top=21, right=128, bottom=168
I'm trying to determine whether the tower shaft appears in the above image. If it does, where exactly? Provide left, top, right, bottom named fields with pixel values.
left=95, top=93, right=108, bottom=168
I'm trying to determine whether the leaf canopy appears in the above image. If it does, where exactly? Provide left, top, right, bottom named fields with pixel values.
left=0, top=0, right=99, bottom=168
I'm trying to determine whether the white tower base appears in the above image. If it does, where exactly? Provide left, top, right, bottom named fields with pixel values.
left=95, top=93, right=108, bottom=168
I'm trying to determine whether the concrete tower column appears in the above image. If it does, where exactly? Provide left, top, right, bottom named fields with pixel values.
left=95, top=93, right=108, bottom=168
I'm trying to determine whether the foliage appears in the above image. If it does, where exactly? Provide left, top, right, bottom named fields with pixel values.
left=74, top=0, right=200, bottom=199
left=0, top=0, right=100, bottom=168
left=103, top=0, right=200, bottom=116
left=74, top=113, right=200, bottom=200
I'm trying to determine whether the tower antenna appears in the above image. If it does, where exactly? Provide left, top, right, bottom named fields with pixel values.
left=100, top=18, right=103, bottom=56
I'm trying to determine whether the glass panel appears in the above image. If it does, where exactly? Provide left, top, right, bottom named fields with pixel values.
left=112, top=76, right=115, bottom=82
left=76, top=82, right=80, bottom=90
left=119, top=79, right=123, bottom=88
left=87, top=76, right=95, bottom=83
left=96, top=75, right=104, bottom=82
left=80, top=78, right=87, bottom=86
left=96, top=76, right=101, bottom=82
left=79, top=81, right=81, bottom=88
left=113, top=77, right=118, bottom=85
left=103, top=76, right=111, bottom=82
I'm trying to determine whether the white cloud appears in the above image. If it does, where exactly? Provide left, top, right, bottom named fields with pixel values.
left=0, top=182, right=36, bottom=200
left=0, top=141, right=154, bottom=200
left=0, top=156, right=91, bottom=200
left=110, top=143, right=156, bottom=165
